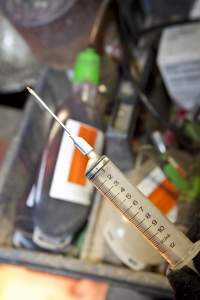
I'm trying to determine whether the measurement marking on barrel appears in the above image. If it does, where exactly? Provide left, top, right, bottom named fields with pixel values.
left=123, top=205, right=133, bottom=215
left=149, top=232, right=158, bottom=242
left=98, top=179, right=107, bottom=189
left=142, top=225, right=152, bottom=234
left=111, top=193, right=120, bottom=201
left=136, top=218, right=145, bottom=228
left=105, top=186, right=113, bottom=196
left=90, top=163, right=184, bottom=267
left=129, top=211, right=139, bottom=221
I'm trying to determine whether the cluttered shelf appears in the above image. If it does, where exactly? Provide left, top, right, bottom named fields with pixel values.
left=0, top=1, right=200, bottom=300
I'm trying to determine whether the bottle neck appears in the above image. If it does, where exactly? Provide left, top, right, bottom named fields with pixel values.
left=73, top=81, right=98, bottom=107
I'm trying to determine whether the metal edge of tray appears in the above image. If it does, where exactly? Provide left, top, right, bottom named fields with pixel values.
left=0, top=247, right=172, bottom=298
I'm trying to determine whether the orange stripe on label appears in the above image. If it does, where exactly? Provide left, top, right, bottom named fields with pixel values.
left=68, top=125, right=97, bottom=185
left=148, top=179, right=178, bottom=214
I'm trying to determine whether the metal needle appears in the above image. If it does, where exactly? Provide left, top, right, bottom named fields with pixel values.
left=27, top=87, right=94, bottom=156
left=27, top=87, right=76, bottom=142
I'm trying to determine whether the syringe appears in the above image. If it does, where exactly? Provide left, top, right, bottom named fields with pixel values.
left=27, top=87, right=200, bottom=272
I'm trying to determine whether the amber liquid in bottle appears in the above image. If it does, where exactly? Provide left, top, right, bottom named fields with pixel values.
left=33, top=82, right=105, bottom=251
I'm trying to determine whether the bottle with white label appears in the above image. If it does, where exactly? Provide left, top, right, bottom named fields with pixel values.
left=33, top=48, right=105, bottom=251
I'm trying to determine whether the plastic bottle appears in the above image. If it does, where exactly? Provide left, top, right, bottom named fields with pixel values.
left=33, top=48, right=105, bottom=251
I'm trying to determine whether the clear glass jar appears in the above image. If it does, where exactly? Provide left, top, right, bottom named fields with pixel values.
left=1, top=0, right=102, bottom=69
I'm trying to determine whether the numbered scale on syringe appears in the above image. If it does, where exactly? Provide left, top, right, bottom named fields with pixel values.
left=86, top=156, right=194, bottom=269
left=28, top=87, right=200, bottom=271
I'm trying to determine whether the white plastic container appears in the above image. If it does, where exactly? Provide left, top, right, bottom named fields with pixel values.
left=104, top=210, right=164, bottom=271
left=157, top=24, right=200, bottom=110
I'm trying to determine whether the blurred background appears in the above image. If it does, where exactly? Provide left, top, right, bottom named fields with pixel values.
left=0, top=0, right=200, bottom=299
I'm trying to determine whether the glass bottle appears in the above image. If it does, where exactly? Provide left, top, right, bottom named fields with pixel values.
left=33, top=48, right=105, bottom=251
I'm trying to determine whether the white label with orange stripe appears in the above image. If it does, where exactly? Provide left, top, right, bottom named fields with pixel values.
left=137, top=167, right=178, bottom=222
left=50, top=119, right=104, bottom=205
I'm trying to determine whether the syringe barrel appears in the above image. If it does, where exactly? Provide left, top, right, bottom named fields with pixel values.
left=86, top=155, right=194, bottom=268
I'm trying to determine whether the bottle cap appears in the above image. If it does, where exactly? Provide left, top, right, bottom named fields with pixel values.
left=73, top=48, right=100, bottom=85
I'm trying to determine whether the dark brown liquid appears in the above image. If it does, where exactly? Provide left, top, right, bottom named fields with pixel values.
left=33, top=95, right=104, bottom=249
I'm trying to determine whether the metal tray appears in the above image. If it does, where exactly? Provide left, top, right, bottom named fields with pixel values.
left=0, top=68, right=172, bottom=298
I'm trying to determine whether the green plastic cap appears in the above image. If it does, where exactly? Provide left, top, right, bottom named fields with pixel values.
left=73, top=48, right=100, bottom=85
